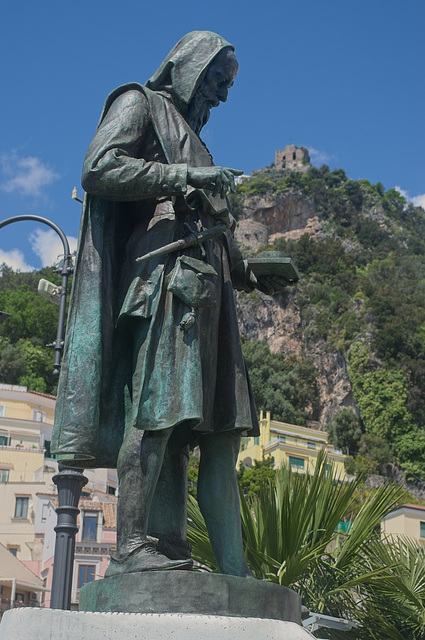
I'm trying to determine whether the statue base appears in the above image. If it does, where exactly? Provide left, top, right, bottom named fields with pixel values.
left=79, top=570, right=300, bottom=622
left=0, top=609, right=313, bottom=640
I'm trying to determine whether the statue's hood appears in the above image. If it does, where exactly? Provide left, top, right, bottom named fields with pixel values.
left=146, top=31, right=234, bottom=108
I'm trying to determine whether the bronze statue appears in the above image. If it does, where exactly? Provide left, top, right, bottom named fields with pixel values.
left=52, top=31, right=288, bottom=578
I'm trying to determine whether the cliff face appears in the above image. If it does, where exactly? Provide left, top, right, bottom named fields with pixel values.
left=234, top=163, right=425, bottom=477
left=235, top=188, right=356, bottom=429
left=234, top=191, right=320, bottom=253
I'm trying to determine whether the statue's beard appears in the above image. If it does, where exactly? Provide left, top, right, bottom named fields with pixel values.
left=187, top=93, right=211, bottom=135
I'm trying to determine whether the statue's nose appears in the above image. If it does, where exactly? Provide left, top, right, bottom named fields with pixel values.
left=218, top=86, right=228, bottom=103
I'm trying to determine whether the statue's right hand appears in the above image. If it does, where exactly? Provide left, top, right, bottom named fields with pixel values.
left=187, top=166, right=243, bottom=199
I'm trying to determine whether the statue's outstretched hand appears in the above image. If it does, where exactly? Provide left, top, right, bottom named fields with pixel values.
left=187, top=167, right=243, bottom=199
left=251, top=274, right=289, bottom=296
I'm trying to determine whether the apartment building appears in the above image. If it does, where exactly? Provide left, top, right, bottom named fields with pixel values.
left=238, top=410, right=346, bottom=476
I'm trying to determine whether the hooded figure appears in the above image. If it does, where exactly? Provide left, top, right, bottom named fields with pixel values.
left=52, top=31, right=274, bottom=577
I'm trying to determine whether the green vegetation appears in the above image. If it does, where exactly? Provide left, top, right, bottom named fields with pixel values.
left=241, top=338, right=320, bottom=424
left=235, top=164, right=425, bottom=478
left=236, top=456, right=275, bottom=499
left=0, top=264, right=63, bottom=394
left=188, top=454, right=425, bottom=638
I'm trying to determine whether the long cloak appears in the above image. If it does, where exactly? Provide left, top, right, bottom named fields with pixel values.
left=52, top=32, right=259, bottom=468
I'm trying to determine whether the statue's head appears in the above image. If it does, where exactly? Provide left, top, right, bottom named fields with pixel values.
left=146, top=31, right=238, bottom=133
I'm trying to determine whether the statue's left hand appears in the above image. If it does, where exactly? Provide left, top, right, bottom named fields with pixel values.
left=251, top=274, right=289, bottom=296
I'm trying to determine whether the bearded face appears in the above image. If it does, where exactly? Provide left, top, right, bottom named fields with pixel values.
left=187, top=48, right=239, bottom=135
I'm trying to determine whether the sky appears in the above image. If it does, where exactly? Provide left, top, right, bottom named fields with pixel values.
left=0, top=0, right=424, bottom=271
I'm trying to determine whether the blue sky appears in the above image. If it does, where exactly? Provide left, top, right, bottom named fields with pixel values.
left=0, top=0, right=424, bottom=270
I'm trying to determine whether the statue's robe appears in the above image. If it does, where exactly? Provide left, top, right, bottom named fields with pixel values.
left=52, top=84, right=259, bottom=468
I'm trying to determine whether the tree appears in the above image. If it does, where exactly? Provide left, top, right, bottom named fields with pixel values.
left=237, top=457, right=275, bottom=499
left=355, top=433, right=392, bottom=476
left=328, top=409, right=362, bottom=455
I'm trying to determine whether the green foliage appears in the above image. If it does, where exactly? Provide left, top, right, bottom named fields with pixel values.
left=237, top=457, right=275, bottom=499
left=0, top=264, right=63, bottom=394
left=328, top=408, right=362, bottom=455
left=187, top=453, right=407, bottom=638
left=187, top=452, right=199, bottom=498
left=355, top=433, right=393, bottom=476
left=354, top=538, right=425, bottom=639
left=241, top=338, right=320, bottom=424
left=348, top=341, right=416, bottom=438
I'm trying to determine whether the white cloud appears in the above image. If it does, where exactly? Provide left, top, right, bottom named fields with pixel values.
left=0, top=152, right=59, bottom=196
left=412, top=194, right=425, bottom=209
left=29, top=229, right=78, bottom=268
left=394, top=185, right=409, bottom=199
left=394, top=185, right=425, bottom=209
left=0, top=249, right=35, bottom=272
left=307, top=147, right=335, bottom=167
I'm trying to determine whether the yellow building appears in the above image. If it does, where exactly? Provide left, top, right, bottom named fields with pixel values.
left=0, top=384, right=57, bottom=563
left=238, top=411, right=346, bottom=477
left=381, top=504, right=425, bottom=542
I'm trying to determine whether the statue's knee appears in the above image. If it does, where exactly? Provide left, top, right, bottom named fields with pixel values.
left=117, top=430, right=143, bottom=473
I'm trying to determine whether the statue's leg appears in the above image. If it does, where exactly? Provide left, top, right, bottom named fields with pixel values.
left=106, top=426, right=191, bottom=575
left=147, top=443, right=192, bottom=560
left=198, top=430, right=253, bottom=577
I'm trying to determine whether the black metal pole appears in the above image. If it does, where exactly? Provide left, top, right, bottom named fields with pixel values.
left=51, top=466, right=88, bottom=609
left=0, top=214, right=73, bottom=376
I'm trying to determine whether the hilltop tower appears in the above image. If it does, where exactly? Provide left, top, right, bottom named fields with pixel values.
left=275, top=145, right=310, bottom=173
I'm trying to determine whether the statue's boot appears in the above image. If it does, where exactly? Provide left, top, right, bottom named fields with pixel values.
left=104, top=537, right=192, bottom=577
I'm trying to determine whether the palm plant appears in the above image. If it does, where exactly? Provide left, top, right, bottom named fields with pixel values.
left=187, top=451, right=408, bottom=638
left=352, top=536, right=425, bottom=639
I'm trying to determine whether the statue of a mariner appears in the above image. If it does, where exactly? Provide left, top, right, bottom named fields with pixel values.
left=52, top=31, right=287, bottom=578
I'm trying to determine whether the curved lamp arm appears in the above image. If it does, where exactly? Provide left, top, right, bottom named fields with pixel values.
left=0, top=214, right=73, bottom=376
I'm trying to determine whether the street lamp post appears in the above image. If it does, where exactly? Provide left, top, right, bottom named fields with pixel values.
left=0, top=214, right=88, bottom=610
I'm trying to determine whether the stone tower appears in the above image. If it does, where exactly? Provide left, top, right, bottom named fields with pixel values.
left=275, top=145, right=310, bottom=173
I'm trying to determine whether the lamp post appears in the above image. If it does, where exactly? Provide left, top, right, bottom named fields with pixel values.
left=0, top=214, right=88, bottom=610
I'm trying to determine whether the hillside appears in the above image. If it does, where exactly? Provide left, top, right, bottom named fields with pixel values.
left=233, top=161, right=425, bottom=479
left=1, top=160, right=425, bottom=479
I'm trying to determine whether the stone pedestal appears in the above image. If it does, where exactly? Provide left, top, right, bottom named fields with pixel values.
left=0, top=609, right=313, bottom=640
left=79, top=571, right=301, bottom=622
left=0, top=572, right=312, bottom=639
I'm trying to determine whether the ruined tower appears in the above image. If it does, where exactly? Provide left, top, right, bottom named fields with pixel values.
left=275, top=145, right=310, bottom=173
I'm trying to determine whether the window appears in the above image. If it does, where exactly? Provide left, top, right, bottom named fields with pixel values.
left=0, top=469, right=9, bottom=482
left=254, top=437, right=259, bottom=445
left=0, top=435, right=9, bottom=446
left=14, top=497, right=29, bottom=519
left=420, top=522, right=425, bottom=538
left=0, top=405, right=5, bottom=417
left=78, top=565, right=95, bottom=589
left=82, top=513, right=98, bottom=540
left=41, top=503, right=49, bottom=522
left=289, top=456, right=305, bottom=470
left=32, top=410, right=46, bottom=423
left=277, top=435, right=286, bottom=443
left=307, top=441, right=316, bottom=450
left=292, top=151, right=296, bottom=160
left=8, top=547, right=18, bottom=556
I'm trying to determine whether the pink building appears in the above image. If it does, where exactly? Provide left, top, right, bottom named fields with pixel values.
left=42, top=495, right=117, bottom=609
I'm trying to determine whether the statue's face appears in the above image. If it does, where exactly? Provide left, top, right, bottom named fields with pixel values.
left=198, top=48, right=239, bottom=108
left=187, top=48, right=238, bottom=134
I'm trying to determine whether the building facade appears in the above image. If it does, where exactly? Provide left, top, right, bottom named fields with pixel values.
left=381, top=504, right=425, bottom=542
left=238, top=411, right=346, bottom=477
left=0, top=384, right=118, bottom=610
